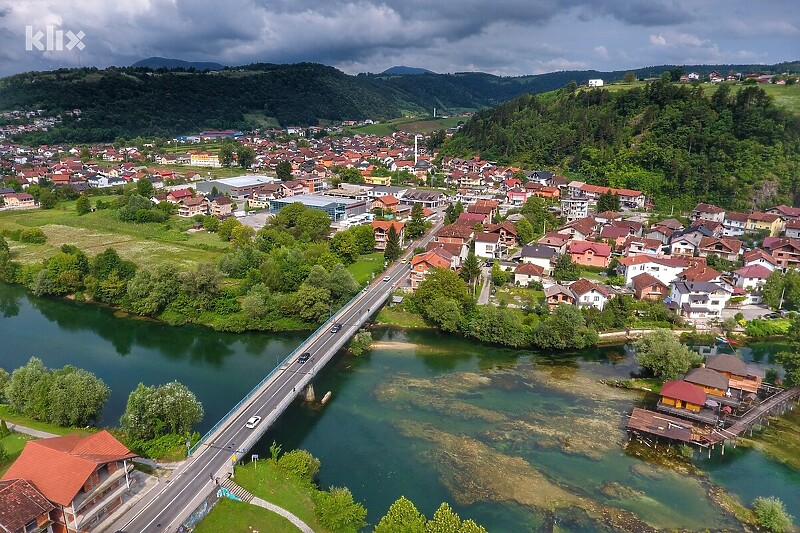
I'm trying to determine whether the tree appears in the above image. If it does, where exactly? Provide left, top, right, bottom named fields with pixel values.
left=552, top=255, right=581, bottom=281
left=0, top=368, right=9, bottom=403
left=752, top=496, right=793, bottom=533
left=776, top=351, right=800, bottom=386
left=75, top=195, right=91, bottom=215
left=38, top=188, right=57, bottom=209
left=46, top=366, right=110, bottom=426
left=624, top=71, right=636, bottom=83
left=335, top=166, right=364, bottom=184
left=120, top=381, right=204, bottom=440
left=276, top=160, right=293, bottom=181
left=236, top=145, right=256, bottom=169
left=459, top=252, right=482, bottom=294
left=595, top=191, right=620, bottom=213
left=468, top=306, right=528, bottom=347
left=406, top=203, right=427, bottom=239
left=136, top=178, right=154, bottom=199
left=80, top=146, right=91, bottom=162
left=219, top=143, right=235, bottom=168
left=490, top=262, right=509, bottom=286
left=426, top=503, right=488, bottom=533
left=412, top=268, right=473, bottom=319
left=515, top=218, right=535, bottom=246
left=218, top=217, right=243, bottom=242
left=532, top=305, right=598, bottom=350
left=374, top=496, right=427, bottom=533
left=634, top=329, right=703, bottom=380
left=330, top=231, right=360, bottom=264
left=384, top=224, right=402, bottom=262
left=313, top=486, right=367, bottom=533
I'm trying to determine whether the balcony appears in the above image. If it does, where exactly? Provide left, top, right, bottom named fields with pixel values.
left=72, top=461, right=133, bottom=515
left=657, top=402, right=718, bottom=425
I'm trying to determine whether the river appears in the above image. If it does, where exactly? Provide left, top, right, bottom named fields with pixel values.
left=0, top=283, right=797, bottom=531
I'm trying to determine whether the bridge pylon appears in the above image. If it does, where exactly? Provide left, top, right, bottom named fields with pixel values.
left=304, top=383, right=315, bottom=402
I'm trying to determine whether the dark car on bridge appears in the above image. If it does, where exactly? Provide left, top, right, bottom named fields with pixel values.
left=298, top=352, right=311, bottom=364
left=330, top=323, right=342, bottom=333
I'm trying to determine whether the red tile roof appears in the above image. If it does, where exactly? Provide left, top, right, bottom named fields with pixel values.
left=0, top=479, right=54, bottom=532
left=568, top=240, right=612, bottom=257
left=515, top=263, right=544, bottom=276
left=660, top=380, right=707, bottom=405
left=1, top=430, right=136, bottom=507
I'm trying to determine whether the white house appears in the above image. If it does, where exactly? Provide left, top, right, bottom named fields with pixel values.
left=569, top=279, right=610, bottom=310
left=670, top=281, right=732, bottom=320
left=474, top=232, right=503, bottom=259
left=514, top=263, right=544, bottom=286
left=520, top=244, right=558, bottom=276
left=733, top=265, right=772, bottom=304
left=588, top=79, right=604, bottom=87
left=617, top=255, right=691, bottom=287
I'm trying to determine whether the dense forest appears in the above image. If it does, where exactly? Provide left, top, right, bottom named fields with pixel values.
left=1, top=60, right=796, bottom=143
left=444, top=79, right=800, bottom=210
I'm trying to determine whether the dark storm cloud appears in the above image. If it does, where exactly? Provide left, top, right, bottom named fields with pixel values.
left=592, top=0, right=692, bottom=26
left=0, top=0, right=796, bottom=77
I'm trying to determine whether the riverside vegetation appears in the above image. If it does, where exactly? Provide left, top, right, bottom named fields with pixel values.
left=0, top=188, right=378, bottom=333
left=0, top=357, right=204, bottom=461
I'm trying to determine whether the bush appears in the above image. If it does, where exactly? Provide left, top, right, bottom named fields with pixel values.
left=312, top=486, right=367, bottom=533
left=276, top=449, right=321, bottom=482
left=19, top=228, right=47, bottom=244
left=752, top=496, right=793, bottom=533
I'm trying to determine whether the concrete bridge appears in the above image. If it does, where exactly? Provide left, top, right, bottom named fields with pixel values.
left=108, top=218, right=444, bottom=533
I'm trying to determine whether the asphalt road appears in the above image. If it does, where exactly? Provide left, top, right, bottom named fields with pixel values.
left=110, top=215, right=443, bottom=533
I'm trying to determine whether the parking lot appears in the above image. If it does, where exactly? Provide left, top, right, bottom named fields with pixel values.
left=721, top=304, right=771, bottom=321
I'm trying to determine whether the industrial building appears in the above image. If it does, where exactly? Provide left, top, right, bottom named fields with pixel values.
left=196, top=175, right=281, bottom=200
left=269, top=194, right=369, bottom=221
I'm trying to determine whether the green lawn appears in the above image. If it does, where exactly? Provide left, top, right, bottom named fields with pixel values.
left=194, top=498, right=302, bottom=533
left=375, top=304, right=429, bottom=328
left=195, top=460, right=333, bottom=533
left=0, top=201, right=229, bottom=269
left=345, top=115, right=467, bottom=136
left=346, top=252, right=386, bottom=285
left=0, top=405, right=85, bottom=436
left=494, top=286, right=544, bottom=308
left=0, top=433, right=34, bottom=476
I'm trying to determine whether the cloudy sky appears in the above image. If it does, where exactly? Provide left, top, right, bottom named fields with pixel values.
left=0, top=0, right=797, bottom=77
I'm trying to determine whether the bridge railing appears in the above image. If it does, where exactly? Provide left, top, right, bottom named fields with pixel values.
left=189, top=287, right=370, bottom=455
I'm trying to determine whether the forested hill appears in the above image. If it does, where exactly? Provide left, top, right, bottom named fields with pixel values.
left=444, top=80, right=800, bottom=210
left=1, top=60, right=795, bottom=143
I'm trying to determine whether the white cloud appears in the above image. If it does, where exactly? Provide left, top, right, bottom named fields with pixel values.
left=649, top=34, right=667, bottom=46
left=593, top=45, right=610, bottom=59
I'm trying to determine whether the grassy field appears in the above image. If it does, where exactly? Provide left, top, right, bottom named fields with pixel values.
left=0, top=199, right=229, bottom=268
left=194, top=499, right=302, bottom=533
left=195, top=460, right=333, bottom=533
left=0, top=433, right=34, bottom=476
left=346, top=252, right=386, bottom=285
left=375, top=304, right=429, bottom=328
left=346, top=115, right=466, bottom=136
left=598, top=80, right=800, bottom=115
left=0, top=405, right=86, bottom=436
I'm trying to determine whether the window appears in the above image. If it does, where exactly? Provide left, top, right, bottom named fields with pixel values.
left=25, top=521, right=37, bottom=533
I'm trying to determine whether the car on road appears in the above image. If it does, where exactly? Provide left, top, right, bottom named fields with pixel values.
left=763, top=312, right=780, bottom=319
left=330, top=323, right=342, bottom=333
left=401, top=258, right=408, bottom=263
left=245, top=416, right=262, bottom=429
left=298, top=352, right=311, bottom=364
left=383, top=276, right=391, bottom=282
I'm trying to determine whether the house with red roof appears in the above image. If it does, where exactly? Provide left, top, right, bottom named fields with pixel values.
left=371, top=195, right=399, bottom=214
left=474, top=232, right=503, bottom=259
left=514, top=263, right=544, bottom=286
left=743, top=248, right=777, bottom=271
left=631, top=273, right=670, bottom=301
left=1, top=430, right=137, bottom=533
left=733, top=264, right=772, bottom=304
left=372, top=221, right=405, bottom=251
left=569, top=278, right=611, bottom=310
left=166, top=188, right=193, bottom=203
left=617, top=255, right=696, bottom=287
left=784, top=218, right=800, bottom=239
left=768, top=238, right=800, bottom=268
left=0, top=478, right=55, bottom=533
left=568, top=240, right=612, bottom=268
left=690, top=203, right=726, bottom=223
left=659, top=380, right=706, bottom=413
left=698, top=237, right=743, bottom=261
left=410, top=248, right=453, bottom=289
left=485, top=221, right=519, bottom=248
